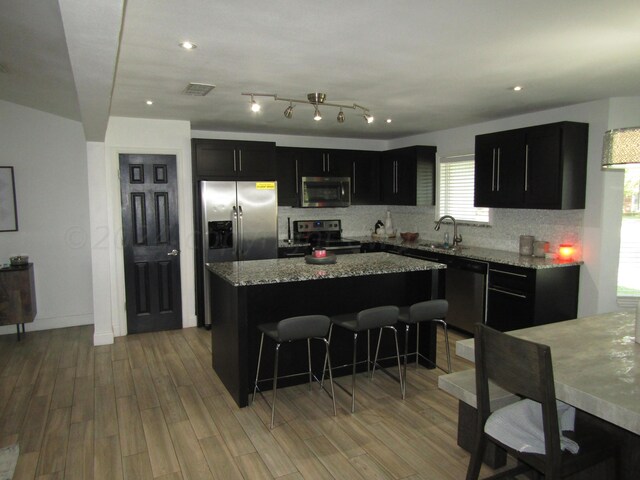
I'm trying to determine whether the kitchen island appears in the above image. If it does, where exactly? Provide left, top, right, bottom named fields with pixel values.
left=207, top=252, right=445, bottom=407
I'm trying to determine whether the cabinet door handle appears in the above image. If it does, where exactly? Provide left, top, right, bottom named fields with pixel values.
left=394, top=161, right=398, bottom=193
left=233, top=150, right=237, bottom=172
left=524, top=144, right=529, bottom=192
left=489, top=268, right=527, bottom=278
left=295, top=159, right=299, bottom=194
left=489, top=286, right=527, bottom=299
left=491, top=148, right=496, bottom=192
left=352, top=162, right=356, bottom=194
left=496, top=147, right=501, bottom=192
left=238, top=150, right=242, bottom=171
left=326, top=153, right=330, bottom=172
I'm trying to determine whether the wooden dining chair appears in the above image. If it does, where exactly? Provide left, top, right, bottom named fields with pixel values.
left=466, top=323, right=618, bottom=480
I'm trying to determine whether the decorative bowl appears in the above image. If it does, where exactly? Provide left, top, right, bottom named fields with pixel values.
left=400, top=232, right=419, bottom=242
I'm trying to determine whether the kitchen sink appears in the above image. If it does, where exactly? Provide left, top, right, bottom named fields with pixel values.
left=420, top=242, right=466, bottom=251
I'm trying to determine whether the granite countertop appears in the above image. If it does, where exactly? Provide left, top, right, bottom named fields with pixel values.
left=351, top=236, right=582, bottom=269
left=455, top=311, right=640, bottom=435
left=207, top=251, right=445, bottom=287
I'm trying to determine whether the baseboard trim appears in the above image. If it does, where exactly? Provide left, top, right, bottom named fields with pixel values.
left=93, top=330, right=115, bottom=346
left=0, top=313, right=93, bottom=336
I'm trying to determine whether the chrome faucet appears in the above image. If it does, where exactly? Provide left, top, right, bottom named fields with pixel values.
left=435, top=215, right=462, bottom=247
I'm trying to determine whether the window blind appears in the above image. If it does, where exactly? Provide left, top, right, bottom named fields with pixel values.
left=438, top=156, right=489, bottom=223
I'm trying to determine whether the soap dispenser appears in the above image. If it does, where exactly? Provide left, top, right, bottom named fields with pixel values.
left=385, top=211, right=394, bottom=236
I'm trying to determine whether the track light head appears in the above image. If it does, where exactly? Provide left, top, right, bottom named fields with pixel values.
left=363, top=112, right=374, bottom=124
left=313, top=107, right=322, bottom=121
left=250, top=95, right=260, bottom=112
left=283, top=103, right=294, bottom=119
left=337, top=109, right=345, bottom=123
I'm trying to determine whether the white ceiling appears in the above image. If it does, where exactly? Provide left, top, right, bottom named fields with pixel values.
left=2, top=0, right=640, bottom=142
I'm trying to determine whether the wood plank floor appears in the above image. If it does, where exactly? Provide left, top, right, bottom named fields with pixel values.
left=0, top=324, right=501, bottom=479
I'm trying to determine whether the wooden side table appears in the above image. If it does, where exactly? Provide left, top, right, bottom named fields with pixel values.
left=0, top=263, right=37, bottom=340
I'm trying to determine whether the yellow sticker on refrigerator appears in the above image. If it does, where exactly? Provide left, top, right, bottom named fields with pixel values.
left=255, top=182, right=276, bottom=190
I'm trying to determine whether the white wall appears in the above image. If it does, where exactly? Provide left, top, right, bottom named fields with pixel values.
left=90, top=117, right=195, bottom=344
left=0, top=100, right=93, bottom=335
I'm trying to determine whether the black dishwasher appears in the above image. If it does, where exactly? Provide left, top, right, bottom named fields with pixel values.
left=401, top=250, right=488, bottom=335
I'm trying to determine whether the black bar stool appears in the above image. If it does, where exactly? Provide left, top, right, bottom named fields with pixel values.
left=398, top=299, right=451, bottom=398
left=252, top=314, right=336, bottom=429
left=325, top=305, right=402, bottom=413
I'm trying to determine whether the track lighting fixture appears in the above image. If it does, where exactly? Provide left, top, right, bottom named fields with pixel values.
left=241, top=92, right=373, bottom=125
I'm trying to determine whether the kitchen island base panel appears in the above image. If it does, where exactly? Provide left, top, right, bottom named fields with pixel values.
left=211, top=268, right=444, bottom=408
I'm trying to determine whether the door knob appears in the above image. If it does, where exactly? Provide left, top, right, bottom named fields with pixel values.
left=167, top=249, right=180, bottom=256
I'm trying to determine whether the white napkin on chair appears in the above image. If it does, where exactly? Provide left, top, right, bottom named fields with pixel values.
left=484, top=398, right=579, bottom=454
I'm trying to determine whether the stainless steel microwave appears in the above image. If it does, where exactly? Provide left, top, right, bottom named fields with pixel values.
left=300, top=176, right=351, bottom=207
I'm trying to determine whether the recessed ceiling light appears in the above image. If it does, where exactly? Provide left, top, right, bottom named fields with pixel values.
left=179, top=41, right=197, bottom=50
left=145, top=100, right=153, bottom=105
left=386, top=119, right=392, bottom=124
left=513, top=85, right=523, bottom=91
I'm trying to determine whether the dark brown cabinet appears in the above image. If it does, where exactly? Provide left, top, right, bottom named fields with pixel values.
left=298, top=149, right=352, bottom=177
left=380, top=244, right=580, bottom=334
left=486, top=263, right=580, bottom=332
left=348, top=150, right=380, bottom=205
left=474, top=122, right=588, bottom=209
left=380, top=146, right=436, bottom=206
left=192, top=139, right=276, bottom=179
left=275, top=147, right=381, bottom=206
left=0, top=264, right=36, bottom=339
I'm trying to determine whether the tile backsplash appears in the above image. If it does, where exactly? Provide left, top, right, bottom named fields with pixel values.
left=278, top=205, right=583, bottom=256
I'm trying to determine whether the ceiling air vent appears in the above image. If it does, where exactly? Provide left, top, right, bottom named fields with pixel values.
left=182, top=83, right=215, bottom=96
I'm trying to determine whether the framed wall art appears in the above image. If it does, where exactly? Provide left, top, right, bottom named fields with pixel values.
left=0, top=167, right=18, bottom=232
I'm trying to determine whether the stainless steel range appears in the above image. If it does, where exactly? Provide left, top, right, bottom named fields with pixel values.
left=293, top=219, right=361, bottom=254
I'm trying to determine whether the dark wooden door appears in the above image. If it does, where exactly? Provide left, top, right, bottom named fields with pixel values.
left=120, top=154, right=182, bottom=334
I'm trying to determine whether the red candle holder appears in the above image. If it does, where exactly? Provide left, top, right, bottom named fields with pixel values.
left=558, top=244, right=574, bottom=260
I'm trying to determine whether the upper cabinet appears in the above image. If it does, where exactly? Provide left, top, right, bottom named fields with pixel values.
left=275, top=147, right=381, bottom=206
left=474, top=122, right=588, bottom=209
left=192, top=139, right=276, bottom=179
left=380, top=146, right=436, bottom=206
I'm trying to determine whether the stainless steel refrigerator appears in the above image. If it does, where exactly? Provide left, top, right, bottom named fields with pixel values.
left=201, top=180, right=278, bottom=325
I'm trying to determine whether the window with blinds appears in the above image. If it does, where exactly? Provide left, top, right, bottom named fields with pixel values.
left=438, top=155, right=489, bottom=223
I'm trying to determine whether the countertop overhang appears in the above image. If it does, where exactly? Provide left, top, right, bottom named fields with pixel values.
left=207, top=251, right=445, bottom=287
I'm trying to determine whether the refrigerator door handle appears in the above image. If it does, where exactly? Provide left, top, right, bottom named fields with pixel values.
left=238, top=205, right=244, bottom=260
left=232, top=205, right=239, bottom=257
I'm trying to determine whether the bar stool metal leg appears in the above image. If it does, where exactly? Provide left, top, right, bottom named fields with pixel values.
left=433, top=319, right=452, bottom=373
left=403, top=324, right=410, bottom=398
left=351, top=332, right=358, bottom=413
left=323, top=338, right=337, bottom=416
left=252, top=332, right=265, bottom=404
left=270, top=343, right=281, bottom=429
left=372, top=326, right=404, bottom=399
left=307, top=338, right=312, bottom=390
left=320, top=324, right=334, bottom=388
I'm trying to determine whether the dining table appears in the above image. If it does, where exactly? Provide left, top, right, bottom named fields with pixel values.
left=440, top=311, right=639, bottom=479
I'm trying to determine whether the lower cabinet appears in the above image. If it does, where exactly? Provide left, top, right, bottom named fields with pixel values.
left=380, top=245, right=581, bottom=333
left=486, top=263, right=580, bottom=332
